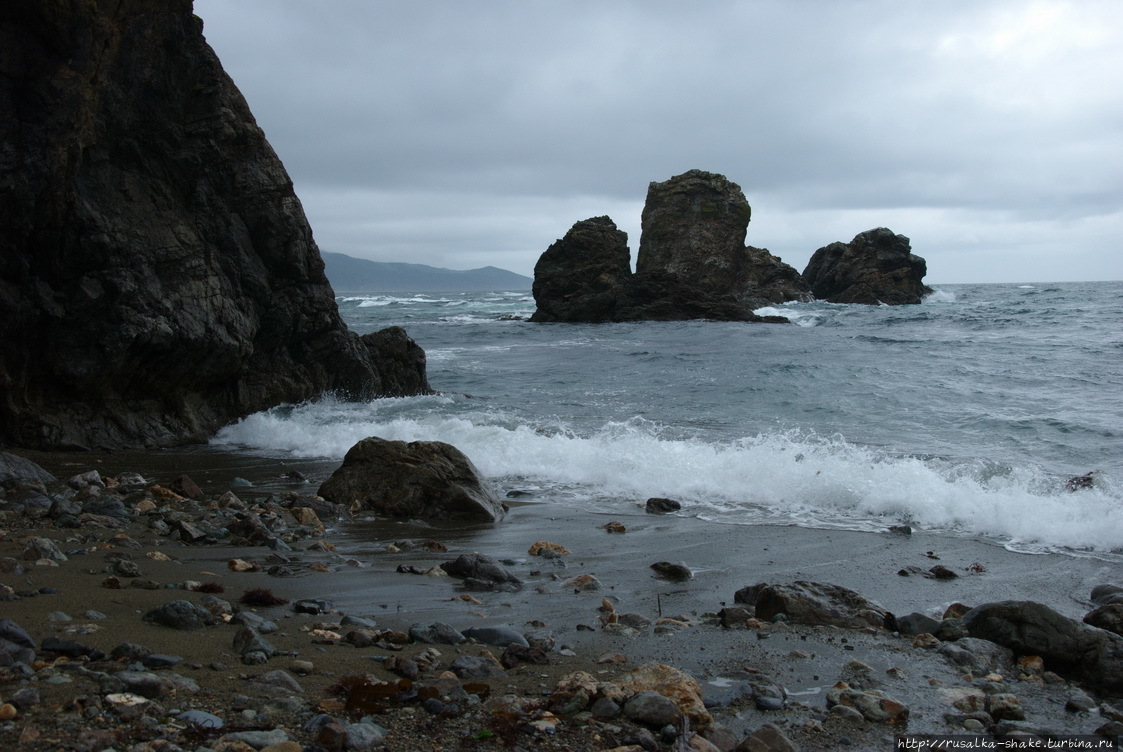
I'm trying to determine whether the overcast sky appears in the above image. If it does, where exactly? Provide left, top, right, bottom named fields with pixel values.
left=193, top=0, right=1122, bottom=284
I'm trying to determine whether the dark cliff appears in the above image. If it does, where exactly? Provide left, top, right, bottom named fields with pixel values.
left=0, top=0, right=430, bottom=450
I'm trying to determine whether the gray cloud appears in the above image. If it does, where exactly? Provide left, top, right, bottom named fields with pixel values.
left=195, top=0, right=1123, bottom=282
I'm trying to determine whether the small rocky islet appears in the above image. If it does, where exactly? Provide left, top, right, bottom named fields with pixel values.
left=3, top=448, right=1123, bottom=751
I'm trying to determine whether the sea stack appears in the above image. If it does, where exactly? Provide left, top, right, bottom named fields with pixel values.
left=0, top=0, right=430, bottom=450
left=802, top=228, right=933, bottom=305
left=529, top=170, right=805, bottom=323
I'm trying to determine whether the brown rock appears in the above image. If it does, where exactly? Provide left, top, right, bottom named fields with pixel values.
left=608, top=663, right=713, bottom=730
left=318, top=438, right=505, bottom=522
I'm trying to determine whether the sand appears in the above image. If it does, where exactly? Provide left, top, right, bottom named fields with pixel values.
left=3, top=446, right=1122, bottom=750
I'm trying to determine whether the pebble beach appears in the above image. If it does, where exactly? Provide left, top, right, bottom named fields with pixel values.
left=2, top=448, right=1122, bottom=751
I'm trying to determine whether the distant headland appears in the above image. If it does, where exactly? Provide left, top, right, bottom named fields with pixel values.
left=323, top=253, right=531, bottom=293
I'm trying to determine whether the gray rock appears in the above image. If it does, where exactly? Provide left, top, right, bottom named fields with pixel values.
left=825, top=685, right=910, bottom=724
left=590, top=697, right=621, bottom=718
left=21, top=537, right=67, bottom=562
left=141, top=654, right=182, bottom=669
left=251, top=669, right=303, bottom=694
left=440, top=553, right=522, bottom=588
left=83, top=497, right=130, bottom=521
left=112, top=671, right=171, bottom=698
left=623, top=690, right=683, bottom=728
left=345, top=720, right=388, bottom=751
left=734, top=580, right=890, bottom=630
left=735, top=722, right=799, bottom=752
left=319, top=438, right=504, bottom=523
left=111, top=642, right=151, bottom=661
left=936, top=637, right=1015, bottom=676
left=962, top=600, right=1123, bottom=692
left=1084, top=604, right=1123, bottom=637
left=230, top=611, right=279, bottom=634
left=143, top=600, right=215, bottom=631
left=0, top=453, right=56, bottom=486
left=233, top=626, right=278, bottom=658
left=936, top=618, right=971, bottom=642
left=1090, top=584, right=1123, bottom=606
left=461, top=625, right=529, bottom=648
left=449, top=655, right=507, bottom=679
left=221, top=730, right=291, bottom=748
left=341, top=614, right=378, bottom=629
left=896, top=612, right=941, bottom=636
left=409, top=622, right=467, bottom=645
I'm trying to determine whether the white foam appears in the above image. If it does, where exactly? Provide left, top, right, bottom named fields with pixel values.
left=753, top=305, right=823, bottom=327
left=211, top=398, right=1123, bottom=556
left=923, top=289, right=958, bottom=303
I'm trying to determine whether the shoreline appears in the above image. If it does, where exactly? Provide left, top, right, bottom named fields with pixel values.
left=3, top=447, right=1122, bottom=750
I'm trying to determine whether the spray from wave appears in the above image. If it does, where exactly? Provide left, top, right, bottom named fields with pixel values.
left=212, top=395, right=1122, bottom=557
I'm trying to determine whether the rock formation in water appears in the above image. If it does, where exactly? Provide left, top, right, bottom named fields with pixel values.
left=529, top=216, right=633, bottom=322
left=0, top=0, right=430, bottom=450
left=801, top=227, right=933, bottom=305
left=529, top=170, right=806, bottom=323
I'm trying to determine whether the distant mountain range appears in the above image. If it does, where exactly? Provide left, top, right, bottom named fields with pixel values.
left=322, top=252, right=532, bottom=292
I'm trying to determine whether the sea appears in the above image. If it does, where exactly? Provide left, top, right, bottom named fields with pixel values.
left=211, top=281, right=1123, bottom=560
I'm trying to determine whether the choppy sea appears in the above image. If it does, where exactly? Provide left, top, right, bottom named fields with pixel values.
left=212, top=281, right=1123, bottom=559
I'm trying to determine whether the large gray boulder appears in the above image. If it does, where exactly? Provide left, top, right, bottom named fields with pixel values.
left=802, top=227, right=932, bottom=305
left=0, top=453, right=55, bottom=487
left=962, top=600, right=1123, bottom=692
left=0, top=1, right=429, bottom=450
left=317, top=438, right=506, bottom=523
left=734, top=580, right=893, bottom=630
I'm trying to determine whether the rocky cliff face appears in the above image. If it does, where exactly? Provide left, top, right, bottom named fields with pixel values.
left=802, top=228, right=933, bottom=305
left=0, top=0, right=429, bottom=450
left=529, top=171, right=806, bottom=323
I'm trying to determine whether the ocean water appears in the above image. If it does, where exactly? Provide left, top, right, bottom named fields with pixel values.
left=212, top=281, right=1123, bottom=558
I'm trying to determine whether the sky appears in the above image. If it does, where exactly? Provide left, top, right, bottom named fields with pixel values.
left=193, top=0, right=1123, bottom=284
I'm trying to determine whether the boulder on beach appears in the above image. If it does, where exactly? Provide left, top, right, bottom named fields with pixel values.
left=0, top=454, right=56, bottom=487
left=733, top=580, right=893, bottom=630
left=802, top=227, right=932, bottom=305
left=961, top=600, right=1123, bottom=692
left=317, top=438, right=506, bottom=523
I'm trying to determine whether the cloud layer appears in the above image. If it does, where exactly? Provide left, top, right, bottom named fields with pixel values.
left=194, top=0, right=1123, bottom=282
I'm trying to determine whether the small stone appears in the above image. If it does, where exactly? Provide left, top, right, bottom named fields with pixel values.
left=564, top=573, right=601, bottom=591
left=623, top=690, right=682, bottom=728
left=650, top=561, right=692, bottom=581
left=289, top=659, right=314, bottom=675
left=645, top=497, right=682, bottom=514
left=743, top=721, right=799, bottom=751
left=0, top=703, right=17, bottom=720
left=528, top=540, right=571, bottom=556
left=604, top=521, right=627, bottom=533
left=178, top=709, right=223, bottom=729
